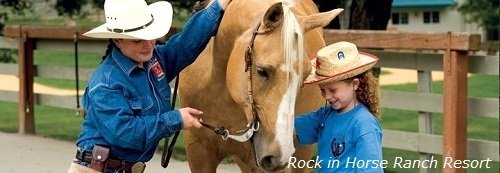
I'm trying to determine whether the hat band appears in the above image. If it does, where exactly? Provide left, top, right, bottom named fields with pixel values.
left=107, top=15, right=154, bottom=34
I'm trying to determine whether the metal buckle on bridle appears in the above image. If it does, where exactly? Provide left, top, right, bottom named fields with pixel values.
left=223, top=121, right=260, bottom=142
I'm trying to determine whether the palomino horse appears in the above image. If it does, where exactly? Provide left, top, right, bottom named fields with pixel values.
left=179, top=0, right=342, bottom=172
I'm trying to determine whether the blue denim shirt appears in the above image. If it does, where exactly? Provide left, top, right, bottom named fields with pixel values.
left=76, top=1, right=223, bottom=162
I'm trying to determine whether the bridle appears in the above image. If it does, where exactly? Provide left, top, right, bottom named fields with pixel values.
left=199, top=21, right=270, bottom=142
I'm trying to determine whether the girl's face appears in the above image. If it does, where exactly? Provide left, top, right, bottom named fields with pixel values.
left=318, top=79, right=360, bottom=113
left=113, top=39, right=156, bottom=67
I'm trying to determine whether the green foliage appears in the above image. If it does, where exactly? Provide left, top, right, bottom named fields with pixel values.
left=91, top=0, right=105, bottom=9
left=0, top=49, right=16, bottom=63
left=458, top=0, right=500, bottom=29
left=55, top=0, right=85, bottom=18
left=0, top=0, right=30, bottom=35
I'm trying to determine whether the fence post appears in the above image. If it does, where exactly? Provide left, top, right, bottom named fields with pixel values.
left=418, top=70, right=434, bottom=173
left=18, top=26, right=35, bottom=134
left=442, top=33, right=468, bottom=173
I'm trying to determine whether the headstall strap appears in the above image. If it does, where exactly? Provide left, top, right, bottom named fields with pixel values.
left=245, top=21, right=263, bottom=127
left=245, top=22, right=261, bottom=72
left=200, top=21, right=265, bottom=142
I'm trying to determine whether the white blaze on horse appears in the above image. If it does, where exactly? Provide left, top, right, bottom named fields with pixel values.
left=179, top=0, right=342, bottom=172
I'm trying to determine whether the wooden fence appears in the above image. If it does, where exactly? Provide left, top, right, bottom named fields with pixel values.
left=0, top=26, right=498, bottom=173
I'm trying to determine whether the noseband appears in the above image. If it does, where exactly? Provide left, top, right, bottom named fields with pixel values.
left=199, top=21, right=268, bottom=142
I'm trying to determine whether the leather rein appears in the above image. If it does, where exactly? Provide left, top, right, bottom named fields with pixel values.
left=198, top=21, right=268, bottom=142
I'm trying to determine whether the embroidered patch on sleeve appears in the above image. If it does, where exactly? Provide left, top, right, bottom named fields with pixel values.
left=151, top=61, right=165, bottom=81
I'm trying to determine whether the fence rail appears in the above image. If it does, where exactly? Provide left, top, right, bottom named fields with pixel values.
left=384, top=130, right=499, bottom=161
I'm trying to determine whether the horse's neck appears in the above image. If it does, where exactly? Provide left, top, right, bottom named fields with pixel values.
left=211, top=14, right=256, bottom=75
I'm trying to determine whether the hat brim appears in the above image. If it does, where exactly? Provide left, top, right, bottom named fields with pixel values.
left=304, top=52, right=379, bottom=84
left=83, top=1, right=172, bottom=40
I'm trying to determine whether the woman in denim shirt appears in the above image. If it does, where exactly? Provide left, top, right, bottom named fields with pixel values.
left=68, top=0, right=231, bottom=172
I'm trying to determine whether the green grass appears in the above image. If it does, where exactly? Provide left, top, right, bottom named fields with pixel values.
left=0, top=101, right=83, bottom=141
left=33, top=50, right=103, bottom=68
left=35, top=77, right=87, bottom=90
left=381, top=74, right=499, bottom=99
left=25, top=50, right=99, bottom=90
left=379, top=108, right=498, bottom=141
left=376, top=74, right=500, bottom=172
left=378, top=74, right=499, bottom=141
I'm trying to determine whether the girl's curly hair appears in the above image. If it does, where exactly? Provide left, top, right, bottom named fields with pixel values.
left=353, top=70, right=381, bottom=118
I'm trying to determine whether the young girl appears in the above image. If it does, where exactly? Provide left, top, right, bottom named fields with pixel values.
left=295, top=41, right=383, bottom=173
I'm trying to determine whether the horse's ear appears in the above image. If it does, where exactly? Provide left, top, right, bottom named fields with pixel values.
left=298, top=8, right=344, bottom=32
left=260, top=2, right=284, bottom=32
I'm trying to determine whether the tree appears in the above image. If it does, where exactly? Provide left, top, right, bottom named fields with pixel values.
left=55, top=0, right=85, bottom=26
left=0, top=0, right=30, bottom=35
left=458, top=0, right=499, bottom=40
left=314, top=0, right=392, bottom=30
left=458, top=0, right=499, bottom=30
left=55, top=0, right=85, bottom=18
left=348, top=0, right=393, bottom=30
left=0, top=0, right=30, bottom=63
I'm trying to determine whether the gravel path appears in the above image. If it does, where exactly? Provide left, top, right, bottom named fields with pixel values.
left=0, top=132, right=239, bottom=173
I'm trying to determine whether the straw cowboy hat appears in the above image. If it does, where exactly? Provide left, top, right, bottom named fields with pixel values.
left=84, top=0, right=173, bottom=40
left=304, top=41, right=379, bottom=84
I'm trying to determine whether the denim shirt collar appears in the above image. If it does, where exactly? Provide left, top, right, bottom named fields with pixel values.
left=110, top=47, right=141, bottom=76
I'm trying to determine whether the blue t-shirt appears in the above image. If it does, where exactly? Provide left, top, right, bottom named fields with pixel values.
left=295, top=104, right=383, bottom=173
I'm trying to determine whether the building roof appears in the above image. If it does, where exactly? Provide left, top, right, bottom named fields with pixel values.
left=392, top=0, right=456, bottom=8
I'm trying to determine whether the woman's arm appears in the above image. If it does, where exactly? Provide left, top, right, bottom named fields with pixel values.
left=156, top=0, right=225, bottom=82
left=86, top=83, right=183, bottom=151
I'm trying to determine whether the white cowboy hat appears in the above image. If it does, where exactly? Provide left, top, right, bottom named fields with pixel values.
left=83, top=0, right=173, bottom=40
left=304, top=41, right=379, bottom=84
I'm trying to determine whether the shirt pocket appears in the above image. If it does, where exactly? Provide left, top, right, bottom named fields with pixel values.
left=128, top=96, right=154, bottom=115
left=159, top=84, right=172, bottom=107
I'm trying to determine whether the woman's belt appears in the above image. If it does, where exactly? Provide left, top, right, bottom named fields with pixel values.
left=76, top=148, right=146, bottom=172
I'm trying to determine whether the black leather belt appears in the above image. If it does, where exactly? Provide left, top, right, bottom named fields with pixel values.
left=75, top=149, right=145, bottom=173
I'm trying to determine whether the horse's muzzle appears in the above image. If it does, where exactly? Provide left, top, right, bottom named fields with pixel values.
left=259, top=154, right=288, bottom=172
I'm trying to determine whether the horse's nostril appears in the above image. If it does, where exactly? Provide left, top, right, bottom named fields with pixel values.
left=260, top=155, right=274, bottom=169
left=259, top=155, right=284, bottom=172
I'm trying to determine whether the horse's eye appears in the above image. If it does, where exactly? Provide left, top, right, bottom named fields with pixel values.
left=257, top=68, right=269, bottom=79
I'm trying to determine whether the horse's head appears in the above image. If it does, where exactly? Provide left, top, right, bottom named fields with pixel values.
left=222, top=1, right=343, bottom=172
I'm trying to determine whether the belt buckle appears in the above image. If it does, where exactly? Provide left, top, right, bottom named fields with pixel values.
left=131, top=162, right=146, bottom=173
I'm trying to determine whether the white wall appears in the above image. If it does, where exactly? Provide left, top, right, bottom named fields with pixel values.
left=388, top=0, right=485, bottom=39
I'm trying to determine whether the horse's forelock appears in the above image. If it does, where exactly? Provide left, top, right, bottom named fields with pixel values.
left=193, top=0, right=212, bottom=12
left=274, top=1, right=305, bottom=164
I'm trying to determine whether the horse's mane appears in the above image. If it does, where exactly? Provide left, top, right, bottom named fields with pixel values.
left=281, top=1, right=304, bottom=83
left=274, top=0, right=305, bottom=163
left=193, top=0, right=211, bottom=12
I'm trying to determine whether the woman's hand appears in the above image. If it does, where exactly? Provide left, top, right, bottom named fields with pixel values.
left=179, top=107, right=204, bottom=129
